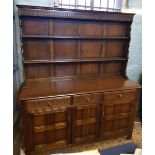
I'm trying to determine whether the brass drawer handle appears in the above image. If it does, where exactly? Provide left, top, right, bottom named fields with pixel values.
left=118, top=94, right=123, bottom=98
left=86, top=97, right=90, bottom=102
left=48, top=102, right=52, bottom=106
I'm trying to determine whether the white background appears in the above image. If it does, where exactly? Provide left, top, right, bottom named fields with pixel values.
left=0, top=0, right=154, bottom=155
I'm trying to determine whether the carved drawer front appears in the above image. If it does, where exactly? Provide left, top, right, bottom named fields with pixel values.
left=24, top=96, right=71, bottom=151
left=104, top=89, right=136, bottom=104
left=72, top=93, right=102, bottom=144
left=25, top=96, right=71, bottom=114
left=73, top=93, right=102, bottom=105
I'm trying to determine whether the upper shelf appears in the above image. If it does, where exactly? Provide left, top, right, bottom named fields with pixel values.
left=24, top=58, right=127, bottom=64
left=22, top=35, right=129, bottom=40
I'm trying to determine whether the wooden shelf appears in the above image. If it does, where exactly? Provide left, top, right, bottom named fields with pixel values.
left=22, top=35, right=129, bottom=40
left=24, top=58, right=127, bottom=64
left=19, top=76, right=141, bottom=100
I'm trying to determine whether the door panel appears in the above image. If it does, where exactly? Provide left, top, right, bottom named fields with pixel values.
left=25, top=97, right=71, bottom=151
left=72, top=93, right=102, bottom=144
left=22, top=18, right=48, bottom=35
left=73, top=105, right=99, bottom=143
left=101, top=90, right=136, bottom=139
left=30, top=108, right=70, bottom=150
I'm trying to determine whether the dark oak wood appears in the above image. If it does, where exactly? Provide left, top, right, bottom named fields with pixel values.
left=17, top=5, right=134, bottom=22
left=24, top=58, right=127, bottom=64
left=17, top=5, right=140, bottom=155
left=18, top=76, right=140, bottom=100
left=22, top=35, right=129, bottom=40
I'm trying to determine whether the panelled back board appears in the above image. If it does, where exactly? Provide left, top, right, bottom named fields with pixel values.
left=17, top=5, right=141, bottom=155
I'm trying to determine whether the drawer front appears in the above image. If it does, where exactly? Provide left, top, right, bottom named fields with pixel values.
left=73, top=93, right=102, bottom=105
left=25, top=96, right=71, bottom=114
left=103, top=89, right=136, bottom=103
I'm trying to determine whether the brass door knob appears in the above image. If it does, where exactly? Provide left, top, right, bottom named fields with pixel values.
left=48, top=102, right=52, bottom=106
left=86, top=97, right=90, bottom=102
left=118, top=94, right=123, bottom=97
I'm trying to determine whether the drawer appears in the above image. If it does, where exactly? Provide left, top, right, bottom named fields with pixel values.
left=25, top=96, right=71, bottom=113
left=73, top=93, right=102, bottom=105
left=103, top=90, right=136, bottom=103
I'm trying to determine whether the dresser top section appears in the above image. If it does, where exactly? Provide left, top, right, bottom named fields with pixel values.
left=18, top=76, right=140, bottom=101
left=17, top=5, right=134, bottom=22
left=17, top=5, right=139, bottom=101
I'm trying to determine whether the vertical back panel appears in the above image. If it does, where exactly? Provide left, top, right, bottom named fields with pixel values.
left=53, top=40, right=77, bottom=59
left=54, top=63, right=77, bottom=77
left=106, top=23, right=126, bottom=37
left=22, top=18, right=48, bottom=35
left=25, top=64, right=52, bottom=79
left=23, top=40, right=50, bottom=60
left=53, top=19, right=78, bottom=36
left=81, top=21, right=103, bottom=36
left=81, top=41, right=103, bottom=58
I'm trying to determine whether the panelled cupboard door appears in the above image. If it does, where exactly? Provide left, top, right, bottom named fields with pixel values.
left=24, top=96, right=71, bottom=152
left=100, top=90, right=137, bottom=139
left=72, top=93, right=102, bottom=144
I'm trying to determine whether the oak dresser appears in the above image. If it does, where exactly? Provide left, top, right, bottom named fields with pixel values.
left=17, top=5, right=141, bottom=155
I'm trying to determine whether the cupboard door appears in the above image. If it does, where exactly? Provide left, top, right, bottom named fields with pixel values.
left=25, top=97, right=71, bottom=151
left=100, top=90, right=137, bottom=139
left=72, top=93, right=102, bottom=144
left=31, top=109, right=70, bottom=151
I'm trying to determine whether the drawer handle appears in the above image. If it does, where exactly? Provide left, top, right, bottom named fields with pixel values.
left=118, top=94, right=123, bottom=98
left=48, top=102, right=52, bottom=106
left=86, top=98, right=90, bottom=102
